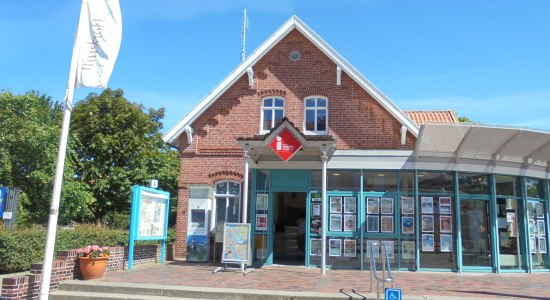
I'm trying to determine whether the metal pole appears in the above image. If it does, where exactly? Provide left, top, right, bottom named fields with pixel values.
left=39, top=97, right=75, bottom=300
left=321, top=149, right=328, bottom=275
left=39, top=8, right=80, bottom=295
left=241, top=146, right=250, bottom=272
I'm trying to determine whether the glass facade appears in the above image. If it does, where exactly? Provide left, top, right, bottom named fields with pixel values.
left=249, top=169, right=550, bottom=273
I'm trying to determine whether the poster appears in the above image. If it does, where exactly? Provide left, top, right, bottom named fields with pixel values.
left=256, top=194, right=269, bottom=211
left=310, top=239, right=322, bottom=256
left=402, top=217, right=414, bottom=234
left=344, top=197, right=357, bottom=214
left=366, top=240, right=379, bottom=258
left=138, top=190, right=168, bottom=238
left=344, top=239, right=356, bottom=257
left=367, top=198, right=379, bottom=214
left=330, top=197, right=342, bottom=213
left=402, top=241, right=415, bottom=259
left=367, top=215, right=379, bottom=232
left=422, top=215, right=434, bottom=232
left=381, top=197, right=394, bottom=214
left=329, top=239, right=341, bottom=257
left=221, top=223, right=250, bottom=264
left=381, top=216, right=394, bottom=233
left=255, top=214, right=267, bottom=231
left=440, top=216, right=452, bottom=233
left=190, top=209, right=207, bottom=235
left=421, top=197, right=434, bottom=214
left=439, top=197, right=452, bottom=215
left=343, top=214, right=356, bottom=232
left=381, top=240, right=394, bottom=258
left=440, top=234, right=453, bottom=252
left=401, top=196, right=414, bottom=214
left=187, top=235, right=209, bottom=262
left=312, top=204, right=321, bottom=217
left=330, top=214, right=342, bottom=231
left=422, top=234, right=434, bottom=252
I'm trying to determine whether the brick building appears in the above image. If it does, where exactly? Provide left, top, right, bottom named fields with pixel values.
left=163, top=16, right=550, bottom=273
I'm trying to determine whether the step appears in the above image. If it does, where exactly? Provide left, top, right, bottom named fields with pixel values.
left=54, top=280, right=368, bottom=300
left=50, top=290, right=212, bottom=300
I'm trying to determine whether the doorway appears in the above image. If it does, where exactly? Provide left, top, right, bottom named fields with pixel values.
left=273, top=192, right=307, bottom=265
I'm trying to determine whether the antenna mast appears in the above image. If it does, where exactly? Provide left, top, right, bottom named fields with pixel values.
left=241, top=9, right=248, bottom=62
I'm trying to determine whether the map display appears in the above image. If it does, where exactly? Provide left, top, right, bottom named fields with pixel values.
left=221, top=223, right=250, bottom=263
left=137, top=190, right=168, bottom=238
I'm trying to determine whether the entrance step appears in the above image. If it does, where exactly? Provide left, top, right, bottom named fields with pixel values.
left=50, top=280, right=364, bottom=300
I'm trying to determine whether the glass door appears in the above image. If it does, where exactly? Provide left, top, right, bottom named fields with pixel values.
left=460, top=199, right=492, bottom=268
left=496, top=198, right=523, bottom=270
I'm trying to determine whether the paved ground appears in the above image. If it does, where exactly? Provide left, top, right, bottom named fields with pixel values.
left=96, top=260, right=550, bottom=300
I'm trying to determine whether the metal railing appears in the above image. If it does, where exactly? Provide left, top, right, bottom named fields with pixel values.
left=369, top=242, right=395, bottom=300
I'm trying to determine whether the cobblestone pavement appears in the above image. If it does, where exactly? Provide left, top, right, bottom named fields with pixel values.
left=99, top=261, right=550, bottom=299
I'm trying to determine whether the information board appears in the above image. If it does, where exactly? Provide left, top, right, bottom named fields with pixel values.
left=221, top=223, right=251, bottom=264
left=128, top=185, right=170, bottom=269
left=0, top=187, right=7, bottom=216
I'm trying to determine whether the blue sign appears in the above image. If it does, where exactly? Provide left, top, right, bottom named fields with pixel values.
left=385, top=288, right=402, bottom=300
left=0, top=187, right=7, bottom=216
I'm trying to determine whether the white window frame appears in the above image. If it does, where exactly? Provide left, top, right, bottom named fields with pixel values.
left=213, top=180, right=242, bottom=226
left=260, top=97, right=285, bottom=133
left=303, top=96, right=328, bottom=135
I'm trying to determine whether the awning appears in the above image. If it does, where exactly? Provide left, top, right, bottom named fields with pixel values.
left=416, top=123, right=550, bottom=169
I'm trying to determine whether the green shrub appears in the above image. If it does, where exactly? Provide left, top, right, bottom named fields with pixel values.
left=0, top=225, right=128, bottom=274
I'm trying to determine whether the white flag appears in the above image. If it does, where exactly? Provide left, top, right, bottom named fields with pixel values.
left=74, top=0, right=122, bottom=88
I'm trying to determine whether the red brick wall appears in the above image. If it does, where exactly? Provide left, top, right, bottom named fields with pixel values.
left=0, top=244, right=171, bottom=300
left=173, top=29, right=416, bottom=257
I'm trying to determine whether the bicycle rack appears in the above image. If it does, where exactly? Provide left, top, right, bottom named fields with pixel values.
left=369, top=242, right=395, bottom=300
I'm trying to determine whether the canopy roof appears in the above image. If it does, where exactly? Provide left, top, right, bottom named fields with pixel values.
left=416, top=123, right=550, bottom=168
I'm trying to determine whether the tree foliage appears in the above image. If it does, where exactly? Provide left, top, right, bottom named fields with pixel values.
left=0, top=89, right=179, bottom=225
left=70, top=89, right=179, bottom=223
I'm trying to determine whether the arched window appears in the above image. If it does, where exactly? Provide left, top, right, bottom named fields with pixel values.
left=304, top=97, right=328, bottom=134
left=261, top=97, right=285, bottom=132
left=214, top=180, right=241, bottom=223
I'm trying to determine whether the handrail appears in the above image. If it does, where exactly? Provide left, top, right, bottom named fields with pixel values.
left=369, top=242, right=395, bottom=300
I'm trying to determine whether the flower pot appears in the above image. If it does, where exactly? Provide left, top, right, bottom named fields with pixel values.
left=79, top=256, right=109, bottom=280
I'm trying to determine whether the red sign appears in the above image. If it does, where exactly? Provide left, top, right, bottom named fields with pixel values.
left=268, top=128, right=303, bottom=161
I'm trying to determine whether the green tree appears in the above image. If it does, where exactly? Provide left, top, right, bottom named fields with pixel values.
left=70, top=89, right=179, bottom=223
left=0, top=91, right=91, bottom=224
left=458, top=116, right=472, bottom=122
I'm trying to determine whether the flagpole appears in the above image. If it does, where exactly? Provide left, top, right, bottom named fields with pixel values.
left=39, top=4, right=81, bottom=300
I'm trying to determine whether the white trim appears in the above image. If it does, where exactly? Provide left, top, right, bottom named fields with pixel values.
left=163, top=16, right=419, bottom=147
left=260, top=96, right=285, bottom=134
left=303, top=96, right=328, bottom=135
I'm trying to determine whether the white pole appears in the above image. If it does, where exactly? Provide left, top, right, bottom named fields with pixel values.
left=321, top=149, right=328, bottom=275
left=241, top=146, right=250, bottom=272
left=240, top=8, right=248, bottom=63
left=39, top=4, right=81, bottom=298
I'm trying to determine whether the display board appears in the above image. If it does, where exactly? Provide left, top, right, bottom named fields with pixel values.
left=186, top=197, right=210, bottom=262
left=221, top=223, right=251, bottom=264
left=0, top=187, right=7, bottom=216
left=128, top=185, right=170, bottom=269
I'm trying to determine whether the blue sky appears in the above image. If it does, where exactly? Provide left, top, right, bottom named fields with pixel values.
left=1, top=0, right=549, bottom=133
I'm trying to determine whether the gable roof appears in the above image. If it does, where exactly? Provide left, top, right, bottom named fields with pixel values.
left=163, top=16, right=420, bottom=147
left=405, top=110, right=459, bottom=125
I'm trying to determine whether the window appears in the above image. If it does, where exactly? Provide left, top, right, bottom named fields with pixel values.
left=214, top=181, right=241, bottom=224
left=304, top=97, right=327, bottom=134
left=261, top=97, right=284, bottom=132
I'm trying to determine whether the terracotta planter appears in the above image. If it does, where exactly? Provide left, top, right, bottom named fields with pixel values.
left=79, top=256, right=109, bottom=280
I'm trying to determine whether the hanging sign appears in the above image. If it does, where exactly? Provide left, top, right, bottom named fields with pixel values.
left=268, top=128, right=303, bottom=161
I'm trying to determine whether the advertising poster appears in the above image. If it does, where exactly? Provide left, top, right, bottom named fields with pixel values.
left=138, top=190, right=169, bottom=238
left=222, top=223, right=250, bottom=264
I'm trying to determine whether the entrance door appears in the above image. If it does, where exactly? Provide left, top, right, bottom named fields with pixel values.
left=273, top=192, right=307, bottom=265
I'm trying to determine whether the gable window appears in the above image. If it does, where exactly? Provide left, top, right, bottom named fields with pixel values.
left=261, top=97, right=284, bottom=132
left=214, top=180, right=241, bottom=224
left=304, top=97, right=327, bottom=134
